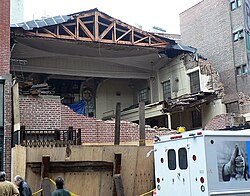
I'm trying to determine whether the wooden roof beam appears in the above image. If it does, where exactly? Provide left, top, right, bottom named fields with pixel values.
left=99, top=21, right=115, bottom=41
left=61, top=24, right=77, bottom=40
left=116, top=29, right=132, bottom=42
left=78, top=18, right=95, bottom=40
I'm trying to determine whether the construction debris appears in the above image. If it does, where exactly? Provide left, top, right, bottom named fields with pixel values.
left=19, top=82, right=55, bottom=95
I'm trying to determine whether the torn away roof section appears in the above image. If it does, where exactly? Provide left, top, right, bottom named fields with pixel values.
left=11, top=8, right=175, bottom=48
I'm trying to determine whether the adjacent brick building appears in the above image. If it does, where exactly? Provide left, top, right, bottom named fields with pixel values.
left=0, top=0, right=12, bottom=178
left=180, top=0, right=250, bottom=120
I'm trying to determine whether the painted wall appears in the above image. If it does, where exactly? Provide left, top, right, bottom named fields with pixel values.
left=96, top=78, right=148, bottom=119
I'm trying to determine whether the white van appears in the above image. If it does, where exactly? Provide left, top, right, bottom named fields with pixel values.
left=153, top=130, right=250, bottom=196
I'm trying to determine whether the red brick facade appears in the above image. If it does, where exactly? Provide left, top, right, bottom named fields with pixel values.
left=204, top=114, right=234, bottom=130
left=0, top=0, right=11, bottom=179
left=19, top=96, right=171, bottom=143
left=0, top=0, right=10, bottom=75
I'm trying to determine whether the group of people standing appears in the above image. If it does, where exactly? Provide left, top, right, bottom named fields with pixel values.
left=0, top=171, right=71, bottom=196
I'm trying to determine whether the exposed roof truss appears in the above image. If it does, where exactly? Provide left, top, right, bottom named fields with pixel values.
left=21, top=9, right=171, bottom=48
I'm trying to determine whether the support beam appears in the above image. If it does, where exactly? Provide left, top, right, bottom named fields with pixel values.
left=167, top=113, right=172, bottom=129
left=139, top=102, right=145, bottom=146
left=114, top=102, right=121, bottom=145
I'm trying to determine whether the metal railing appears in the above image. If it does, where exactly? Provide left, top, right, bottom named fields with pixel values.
left=13, top=126, right=81, bottom=147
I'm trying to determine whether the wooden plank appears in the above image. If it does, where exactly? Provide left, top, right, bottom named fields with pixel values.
left=27, top=161, right=113, bottom=173
left=94, top=11, right=99, bottom=41
left=133, top=147, right=155, bottom=196
left=41, top=156, right=50, bottom=178
left=139, top=102, right=145, bottom=146
left=61, top=24, right=77, bottom=39
left=113, top=22, right=116, bottom=41
left=42, top=28, right=57, bottom=38
left=114, top=102, right=121, bottom=145
left=99, top=22, right=114, bottom=41
left=134, top=36, right=149, bottom=44
left=114, top=174, right=125, bottom=196
left=78, top=18, right=95, bottom=40
left=116, top=29, right=132, bottom=42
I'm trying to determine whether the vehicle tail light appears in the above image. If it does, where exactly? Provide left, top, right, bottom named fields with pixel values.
left=157, top=177, right=160, bottom=183
left=200, top=177, right=204, bottom=183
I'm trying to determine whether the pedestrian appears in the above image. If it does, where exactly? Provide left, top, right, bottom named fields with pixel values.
left=0, top=171, right=19, bottom=196
left=14, top=175, right=32, bottom=196
left=51, top=177, right=71, bottom=196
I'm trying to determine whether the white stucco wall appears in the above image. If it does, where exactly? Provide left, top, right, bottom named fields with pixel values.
left=96, top=79, right=134, bottom=119
left=157, top=58, right=190, bottom=101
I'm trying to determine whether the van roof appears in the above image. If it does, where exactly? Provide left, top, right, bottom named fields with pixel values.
left=156, top=129, right=250, bottom=143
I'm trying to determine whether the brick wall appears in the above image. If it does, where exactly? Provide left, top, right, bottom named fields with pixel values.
left=19, top=96, right=171, bottom=144
left=180, top=0, right=243, bottom=102
left=0, top=0, right=10, bottom=75
left=0, top=0, right=11, bottom=179
left=204, top=114, right=234, bottom=130
left=19, top=96, right=61, bottom=130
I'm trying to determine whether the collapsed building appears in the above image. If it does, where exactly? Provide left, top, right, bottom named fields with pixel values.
left=10, top=8, right=226, bottom=133
left=6, top=8, right=237, bottom=195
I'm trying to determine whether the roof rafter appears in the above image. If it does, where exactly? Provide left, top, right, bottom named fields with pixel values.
left=19, top=9, right=171, bottom=48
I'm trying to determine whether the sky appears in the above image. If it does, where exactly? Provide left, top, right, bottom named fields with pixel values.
left=23, top=0, right=201, bottom=34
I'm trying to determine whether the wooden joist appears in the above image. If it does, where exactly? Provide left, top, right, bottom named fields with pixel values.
left=27, top=161, right=113, bottom=173
left=20, top=10, right=169, bottom=48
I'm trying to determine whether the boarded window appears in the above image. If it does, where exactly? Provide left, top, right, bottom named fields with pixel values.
left=162, top=80, right=171, bottom=100
left=189, top=71, right=200, bottom=93
left=168, top=149, right=176, bottom=170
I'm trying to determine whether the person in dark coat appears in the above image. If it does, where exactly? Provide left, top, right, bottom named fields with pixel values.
left=51, top=177, right=71, bottom=196
left=14, top=175, right=32, bottom=196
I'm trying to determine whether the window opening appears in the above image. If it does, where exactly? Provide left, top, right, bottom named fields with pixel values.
left=192, top=110, right=202, bottom=128
left=189, top=71, right=200, bottom=93
left=162, top=80, right=171, bottom=100
left=236, top=64, right=248, bottom=75
left=230, top=0, right=241, bottom=10
left=168, top=149, right=176, bottom=170
left=178, top=148, right=188, bottom=170
left=138, top=88, right=149, bottom=102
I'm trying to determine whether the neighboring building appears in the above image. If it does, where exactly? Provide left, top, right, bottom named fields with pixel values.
left=10, top=9, right=226, bottom=132
left=180, top=0, right=250, bottom=122
left=10, top=0, right=24, bottom=24
left=0, top=0, right=12, bottom=179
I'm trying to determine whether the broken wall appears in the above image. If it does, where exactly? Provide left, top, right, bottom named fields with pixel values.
left=19, top=95, right=171, bottom=144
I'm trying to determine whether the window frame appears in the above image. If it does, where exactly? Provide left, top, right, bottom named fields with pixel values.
left=189, top=70, right=200, bottom=94
left=230, top=0, right=241, bottom=11
left=178, top=148, right=188, bottom=170
left=192, top=110, right=202, bottom=128
left=167, top=149, right=176, bottom=170
left=233, top=29, right=244, bottom=42
left=236, top=64, right=248, bottom=75
left=138, top=88, right=149, bottom=103
left=162, top=80, right=171, bottom=100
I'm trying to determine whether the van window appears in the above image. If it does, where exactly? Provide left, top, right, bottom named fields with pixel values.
left=178, top=148, right=188, bottom=169
left=168, top=149, right=176, bottom=170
